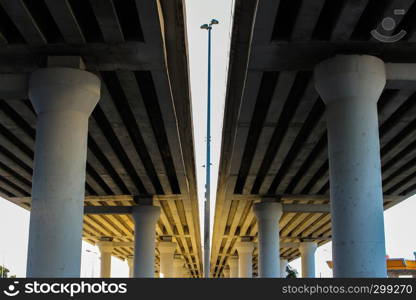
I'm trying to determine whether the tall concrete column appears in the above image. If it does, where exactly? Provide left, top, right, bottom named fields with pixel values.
left=315, top=55, right=387, bottom=277
left=299, top=242, right=317, bottom=278
left=253, top=202, right=282, bottom=278
left=26, top=67, right=100, bottom=277
left=97, top=241, right=114, bottom=278
left=158, top=241, right=177, bottom=278
left=235, top=241, right=255, bottom=278
left=126, top=255, right=133, bottom=278
left=280, top=258, right=288, bottom=278
left=173, top=254, right=184, bottom=278
left=228, top=255, right=239, bottom=278
left=132, top=205, right=161, bottom=278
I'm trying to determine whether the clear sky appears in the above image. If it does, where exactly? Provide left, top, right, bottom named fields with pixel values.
left=0, top=0, right=415, bottom=278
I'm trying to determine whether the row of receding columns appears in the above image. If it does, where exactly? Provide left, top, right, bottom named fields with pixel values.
left=222, top=54, right=388, bottom=278
left=96, top=238, right=190, bottom=278
left=24, top=57, right=191, bottom=278
left=24, top=54, right=388, bottom=278
left=224, top=238, right=317, bottom=278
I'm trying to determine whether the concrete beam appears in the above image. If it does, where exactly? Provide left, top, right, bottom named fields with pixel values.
left=231, top=194, right=402, bottom=204
left=0, top=74, right=28, bottom=99
left=282, top=204, right=330, bottom=213
left=1, top=63, right=413, bottom=101
left=81, top=204, right=332, bottom=215
left=9, top=194, right=183, bottom=207
left=385, top=63, right=416, bottom=82
left=84, top=206, right=132, bottom=215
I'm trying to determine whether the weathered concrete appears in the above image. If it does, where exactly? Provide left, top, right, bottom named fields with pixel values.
left=126, top=255, right=133, bottom=278
left=299, top=242, right=317, bottom=278
left=26, top=67, right=100, bottom=277
left=98, top=241, right=114, bottom=278
left=131, top=205, right=160, bottom=278
left=280, top=258, right=288, bottom=278
left=235, top=241, right=255, bottom=278
left=173, top=254, right=184, bottom=278
left=253, top=202, right=282, bottom=277
left=315, top=55, right=387, bottom=278
left=159, top=241, right=177, bottom=278
left=223, top=266, right=230, bottom=278
left=228, top=255, right=239, bottom=278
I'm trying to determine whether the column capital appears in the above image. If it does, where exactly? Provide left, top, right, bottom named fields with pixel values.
left=132, top=205, right=161, bottom=225
left=314, top=55, right=386, bottom=105
left=158, top=241, right=177, bottom=254
left=29, top=67, right=101, bottom=115
left=299, top=242, right=317, bottom=255
left=97, top=241, right=114, bottom=253
left=235, top=241, right=255, bottom=254
left=253, top=201, right=282, bottom=221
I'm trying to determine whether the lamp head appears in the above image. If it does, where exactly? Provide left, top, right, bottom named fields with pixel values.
left=200, top=24, right=210, bottom=30
left=210, top=19, right=219, bottom=25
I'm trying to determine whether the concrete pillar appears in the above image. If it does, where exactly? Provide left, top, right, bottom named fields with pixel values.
left=235, top=241, right=255, bottom=278
left=228, top=255, right=239, bottom=278
left=223, top=266, right=230, bottom=278
left=173, top=254, right=184, bottom=278
left=299, top=242, right=317, bottom=278
left=315, top=55, right=387, bottom=278
left=253, top=202, right=282, bottom=278
left=280, top=258, right=288, bottom=278
left=26, top=67, right=100, bottom=277
left=97, top=241, right=114, bottom=278
left=182, top=264, right=190, bottom=278
left=158, top=241, right=177, bottom=278
left=131, top=205, right=161, bottom=278
left=126, top=255, right=133, bottom=278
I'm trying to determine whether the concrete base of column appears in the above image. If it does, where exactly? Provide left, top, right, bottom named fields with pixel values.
left=158, top=241, right=177, bottom=278
left=132, top=206, right=161, bottom=278
left=126, top=256, right=133, bottom=278
left=280, top=258, right=288, bottom=278
left=173, top=255, right=184, bottom=278
left=299, top=242, right=317, bottom=278
left=235, top=241, right=255, bottom=278
left=97, top=241, right=114, bottom=278
left=228, top=255, right=239, bottom=278
left=253, top=202, right=282, bottom=278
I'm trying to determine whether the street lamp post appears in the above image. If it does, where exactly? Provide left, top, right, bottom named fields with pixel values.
left=200, top=19, right=219, bottom=278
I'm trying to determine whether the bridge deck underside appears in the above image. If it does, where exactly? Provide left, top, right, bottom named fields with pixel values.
left=212, top=0, right=416, bottom=277
left=0, top=0, right=202, bottom=277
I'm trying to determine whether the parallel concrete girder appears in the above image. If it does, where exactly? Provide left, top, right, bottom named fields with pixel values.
left=2, top=63, right=416, bottom=99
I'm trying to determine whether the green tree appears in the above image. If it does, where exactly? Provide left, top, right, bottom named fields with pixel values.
left=0, top=265, right=10, bottom=278
left=285, top=265, right=298, bottom=278
left=0, top=265, right=15, bottom=278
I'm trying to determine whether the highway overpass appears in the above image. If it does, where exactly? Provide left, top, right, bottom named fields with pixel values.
left=0, top=0, right=201, bottom=278
left=211, top=0, right=416, bottom=278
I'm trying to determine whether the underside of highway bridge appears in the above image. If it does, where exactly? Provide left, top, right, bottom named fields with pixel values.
left=0, top=0, right=202, bottom=278
left=2, top=0, right=416, bottom=279
left=211, top=0, right=416, bottom=278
